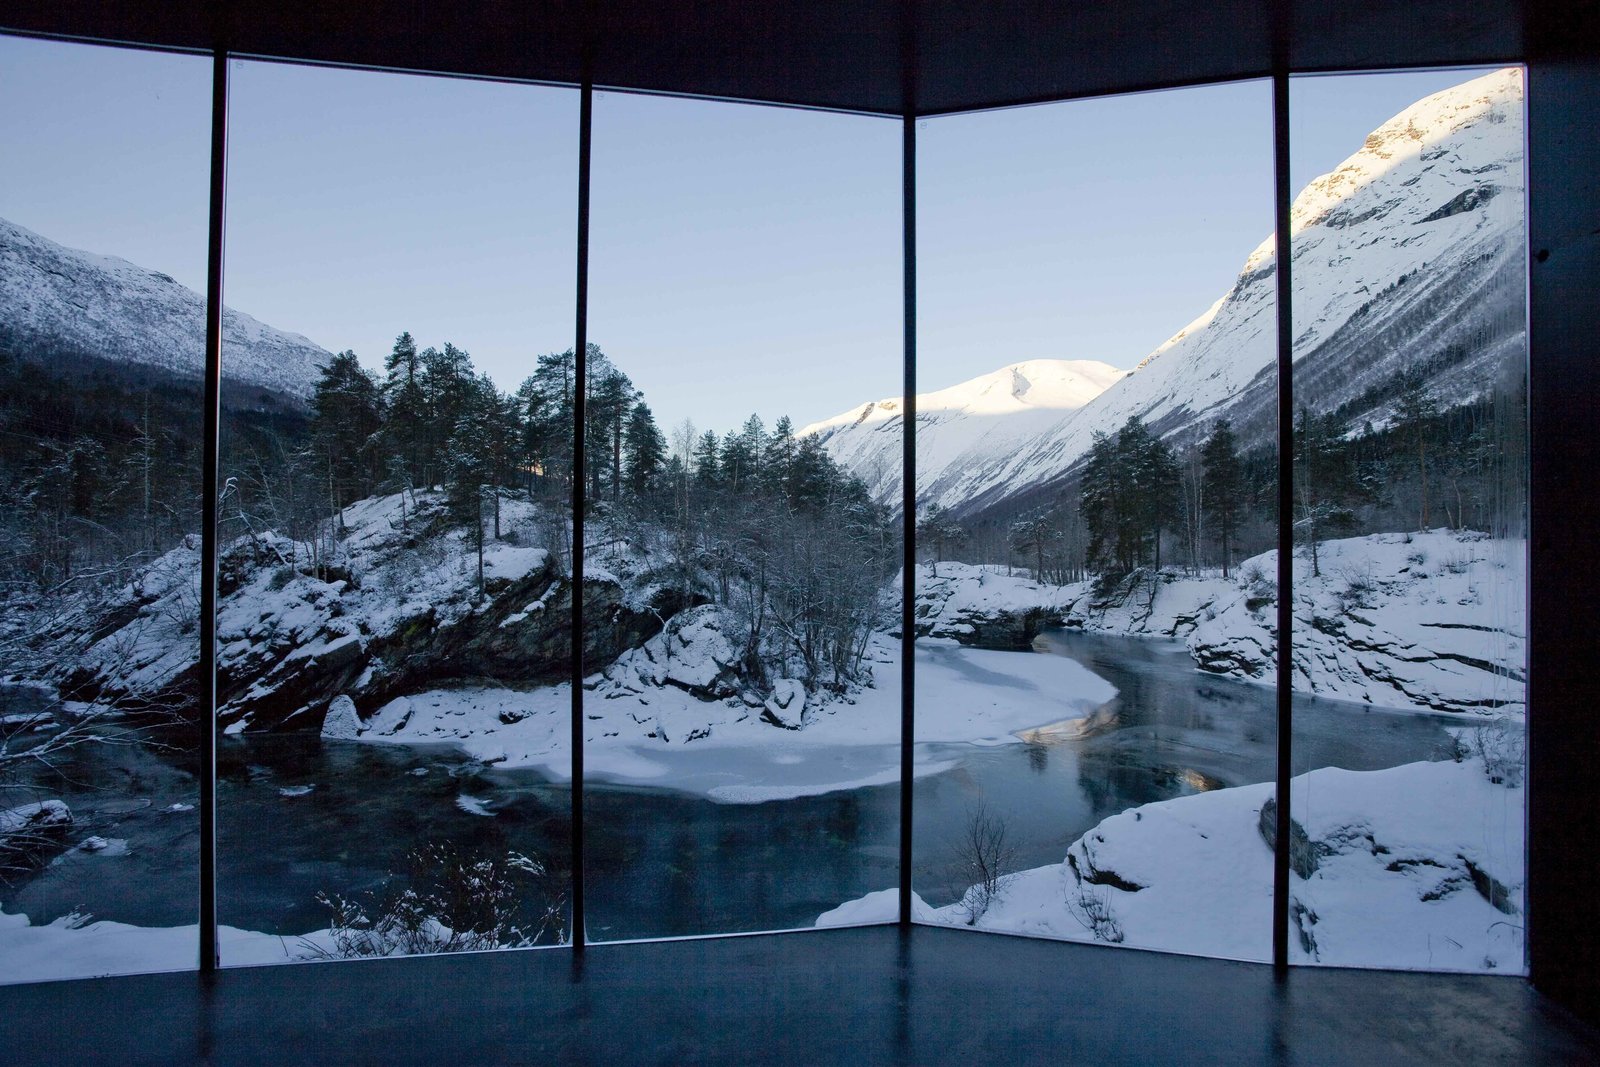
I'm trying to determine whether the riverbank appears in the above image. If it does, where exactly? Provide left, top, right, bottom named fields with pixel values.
left=920, top=530, right=1526, bottom=717
left=326, top=633, right=1118, bottom=802
left=820, top=754, right=1525, bottom=974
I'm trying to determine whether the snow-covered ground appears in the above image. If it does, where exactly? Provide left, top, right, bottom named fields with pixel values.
left=329, top=629, right=1116, bottom=803
left=0, top=911, right=329, bottom=985
left=821, top=755, right=1525, bottom=974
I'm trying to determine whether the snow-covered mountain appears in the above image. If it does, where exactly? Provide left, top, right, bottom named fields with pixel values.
left=799, top=358, right=1128, bottom=506
left=0, top=217, right=330, bottom=400
left=809, top=68, right=1527, bottom=517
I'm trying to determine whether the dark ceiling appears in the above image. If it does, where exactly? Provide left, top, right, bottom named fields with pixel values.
left=0, top=1, right=1592, bottom=115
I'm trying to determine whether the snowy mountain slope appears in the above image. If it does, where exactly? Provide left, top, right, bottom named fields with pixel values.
left=798, top=358, right=1128, bottom=505
left=809, top=68, right=1526, bottom=517
left=0, top=217, right=330, bottom=399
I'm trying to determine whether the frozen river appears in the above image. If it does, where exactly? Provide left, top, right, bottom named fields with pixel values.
left=3, top=630, right=1469, bottom=952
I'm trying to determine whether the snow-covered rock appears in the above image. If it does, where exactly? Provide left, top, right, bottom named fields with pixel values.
left=1184, top=533, right=1525, bottom=715
left=0, top=800, right=73, bottom=853
left=913, top=562, right=1076, bottom=649
left=762, top=678, right=807, bottom=729
left=0, top=216, right=330, bottom=400
left=830, top=755, right=1524, bottom=972
left=1046, top=531, right=1525, bottom=716
left=320, top=695, right=363, bottom=740
left=603, top=605, right=744, bottom=700
left=54, top=491, right=677, bottom=734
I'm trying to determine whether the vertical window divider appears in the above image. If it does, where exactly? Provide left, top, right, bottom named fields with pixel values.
left=898, top=108, right=917, bottom=929
left=1270, top=67, right=1295, bottom=974
left=198, top=45, right=229, bottom=976
left=570, top=75, right=593, bottom=954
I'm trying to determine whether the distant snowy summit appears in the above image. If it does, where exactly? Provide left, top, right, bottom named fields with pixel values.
left=809, top=67, right=1526, bottom=517
left=0, top=216, right=329, bottom=400
left=799, top=358, right=1128, bottom=506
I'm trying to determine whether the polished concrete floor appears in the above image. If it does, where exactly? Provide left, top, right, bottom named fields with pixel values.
left=2, top=925, right=1596, bottom=1065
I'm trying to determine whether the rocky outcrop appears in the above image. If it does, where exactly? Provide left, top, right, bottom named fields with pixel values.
left=913, top=563, right=1071, bottom=651
left=51, top=493, right=701, bottom=734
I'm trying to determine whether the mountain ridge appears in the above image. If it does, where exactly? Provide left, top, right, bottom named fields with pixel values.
left=0, top=216, right=330, bottom=401
left=806, top=67, right=1527, bottom=520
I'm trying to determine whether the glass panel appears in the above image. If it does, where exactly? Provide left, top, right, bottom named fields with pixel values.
left=217, top=61, right=576, bottom=965
left=0, top=36, right=209, bottom=981
left=1287, top=68, right=1528, bottom=972
left=907, top=82, right=1278, bottom=960
left=587, top=92, right=901, bottom=940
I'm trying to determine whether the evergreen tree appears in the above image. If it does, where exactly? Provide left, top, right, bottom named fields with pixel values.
left=1009, top=516, right=1058, bottom=582
left=585, top=349, right=635, bottom=501
left=521, top=349, right=576, bottom=496
left=310, top=350, right=385, bottom=525
left=622, top=401, right=667, bottom=495
left=421, top=343, right=475, bottom=489
left=692, top=430, right=722, bottom=487
left=380, top=332, right=427, bottom=489
left=444, top=379, right=496, bottom=596
left=719, top=414, right=767, bottom=494
left=1200, top=419, right=1244, bottom=577
left=1293, top=407, right=1359, bottom=577
left=1391, top=366, right=1438, bottom=530
left=761, top=416, right=797, bottom=496
left=1080, top=430, right=1121, bottom=574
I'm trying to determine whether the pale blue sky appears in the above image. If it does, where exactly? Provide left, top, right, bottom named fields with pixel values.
left=0, top=33, right=1487, bottom=432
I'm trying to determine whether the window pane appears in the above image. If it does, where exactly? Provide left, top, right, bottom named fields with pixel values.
left=587, top=93, right=901, bottom=940
left=902, top=82, right=1278, bottom=960
left=217, top=61, right=577, bottom=965
left=0, top=37, right=209, bottom=982
left=1288, top=68, right=1528, bottom=972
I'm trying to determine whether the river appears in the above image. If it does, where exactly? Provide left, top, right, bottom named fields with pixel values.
left=1, top=630, right=1472, bottom=953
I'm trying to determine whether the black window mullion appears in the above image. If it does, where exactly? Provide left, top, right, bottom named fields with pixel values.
left=898, top=109, right=917, bottom=929
left=198, top=46, right=229, bottom=976
left=1270, top=67, right=1295, bottom=974
left=570, top=76, right=592, bottom=954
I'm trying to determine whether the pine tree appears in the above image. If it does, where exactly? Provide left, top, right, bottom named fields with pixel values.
left=693, top=430, right=722, bottom=487
left=1200, top=419, right=1244, bottom=577
left=421, top=343, right=475, bottom=489
left=1391, top=367, right=1437, bottom=530
left=521, top=349, right=576, bottom=496
left=761, top=416, right=797, bottom=496
left=310, top=350, right=385, bottom=527
left=1080, top=430, right=1121, bottom=575
left=380, top=332, right=428, bottom=491
left=622, top=401, right=667, bottom=495
left=444, top=379, right=496, bottom=596
left=585, top=351, right=636, bottom=501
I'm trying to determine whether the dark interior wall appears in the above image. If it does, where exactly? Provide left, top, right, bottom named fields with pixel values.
left=1527, top=56, right=1600, bottom=1027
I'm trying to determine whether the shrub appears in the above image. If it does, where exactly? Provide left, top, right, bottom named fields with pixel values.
left=302, top=842, right=566, bottom=959
left=951, top=804, right=1018, bottom=926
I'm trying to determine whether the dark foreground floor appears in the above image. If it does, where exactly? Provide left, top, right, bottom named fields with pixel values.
left=2, top=925, right=1596, bottom=1065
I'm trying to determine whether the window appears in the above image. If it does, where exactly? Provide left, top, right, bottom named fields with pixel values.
left=0, top=31, right=1537, bottom=983
left=1288, top=68, right=1528, bottom=972
left=216, top=60, right=578, bottom=965
left=0, top=36, right=210, bottom=981
left=586, top=91, right=901, bottom=939
left=906, top=82, right=1277, bottom=959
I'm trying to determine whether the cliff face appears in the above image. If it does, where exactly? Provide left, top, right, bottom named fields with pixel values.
left=50, top=491, right=687, bottom=733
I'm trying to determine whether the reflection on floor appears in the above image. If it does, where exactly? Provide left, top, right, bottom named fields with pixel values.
left=0, top=925, right=1595, bottom=1065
